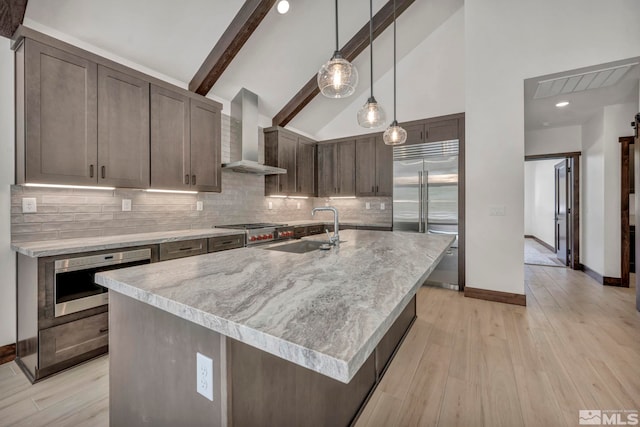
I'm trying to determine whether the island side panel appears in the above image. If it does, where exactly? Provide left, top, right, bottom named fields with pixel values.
left=109, top=292, right=225, bottom=427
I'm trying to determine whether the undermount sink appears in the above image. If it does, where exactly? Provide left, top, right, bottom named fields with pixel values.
left=262, top=240, right=333, bottom=254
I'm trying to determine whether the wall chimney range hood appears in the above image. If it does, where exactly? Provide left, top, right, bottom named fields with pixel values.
left=222, top=88, right=287, bottom=175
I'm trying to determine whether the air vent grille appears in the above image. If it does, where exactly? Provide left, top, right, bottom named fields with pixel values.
left=393, top=140, right=459, bottom=160
left=533, top=63, right=638, bottom=99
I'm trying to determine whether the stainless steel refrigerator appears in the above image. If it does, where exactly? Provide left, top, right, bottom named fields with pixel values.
left=393, top=140, right=459, bottom=288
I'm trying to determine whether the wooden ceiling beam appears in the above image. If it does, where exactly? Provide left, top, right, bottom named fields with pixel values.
left=272, top=0, right=415, bottom=127
left=189, top=0, right=277, bottom=96
left=0, top=0, right=27, bottom=39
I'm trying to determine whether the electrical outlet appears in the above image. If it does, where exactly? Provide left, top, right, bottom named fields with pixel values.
left=196, top=352, right=213, bottom=401
left=297, top=202, right=301, bottom=209
left=196, top=201, right=204, bottom=211
left=268, top=201, right=273, bottom=210
left=121, top=199, right=132, bottom=212
left=365, top=202, right=371, bottom=210
left=22, top=198, right=37, bottom=213
left=380, top=202, right=385, bottom=210
left=489, top=205, right=506, bottom=216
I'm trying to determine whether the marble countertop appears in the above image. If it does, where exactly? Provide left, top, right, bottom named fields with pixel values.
left=12, top=228, right=246, bottom=257
left=95, top=230, right=454, bottom=383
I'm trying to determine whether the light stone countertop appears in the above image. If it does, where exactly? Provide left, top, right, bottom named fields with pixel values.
left=11, top=228, right=246, bottom=257
left=285, top=220, right=392, bottom=228
left=95, top=230, right=454, bottom=383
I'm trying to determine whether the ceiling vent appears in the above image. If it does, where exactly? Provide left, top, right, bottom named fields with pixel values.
left=533, top=62, right=638, bottom=99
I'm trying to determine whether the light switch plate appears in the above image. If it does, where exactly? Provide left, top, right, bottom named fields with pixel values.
left=122, top=199, right=132, bottom=212
left=268, top=201, right=273, bottom=210
left=22, top=198, right=37, bottom=213
left=489, top=205, right=506, bottom=216
left=365, top=202, right=371, bottom=210
left=196, top=201, right=203, bottom=211
left=297, top=202, right=301, bottom=209
left=196, top=352, right=214, bottom=401
left=380, top=202, right=385, bottom=210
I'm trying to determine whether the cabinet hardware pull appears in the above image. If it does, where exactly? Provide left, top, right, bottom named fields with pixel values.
left=101, top=166, right=106, bottom=179
left=99, top=328, right=109, bottom=333
left=220, top=241, right=234, bottom=245
left=178, top=247, right=195, bottom=251
left=192, top=175, right=196, bottom=185
left=90, top=165, right=94, bottom=178
left=185, top=174, right=190, bottom=185
left=376, top=185, right=379, bottom=193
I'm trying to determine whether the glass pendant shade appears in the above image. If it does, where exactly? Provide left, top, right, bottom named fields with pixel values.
left=318, top=52, right=358, bottom=98
left=357, top=97, right=386, bottom=128
left=383, top=120, right=407, bottom=145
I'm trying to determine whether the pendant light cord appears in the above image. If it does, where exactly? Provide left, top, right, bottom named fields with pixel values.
left=393, top=0, right=396, bottom=121
left=369, top=0, right=374, bottom=99
left=335, top=0, right=339, bottom=51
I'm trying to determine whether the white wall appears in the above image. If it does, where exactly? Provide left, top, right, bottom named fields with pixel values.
left=524, top=160, right=557, bottom=247
left=0, top=39, right=16, bottom=347
left=465, top=0, right=640, bottom=295
left=525, top=125, right=582, bottom=157
left=582, top=111, right=605, bottom=275
left=314, top=6, right=465, bottom=140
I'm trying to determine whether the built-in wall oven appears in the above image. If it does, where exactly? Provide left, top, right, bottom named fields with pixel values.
left=54, top=248, right=151, bottom=317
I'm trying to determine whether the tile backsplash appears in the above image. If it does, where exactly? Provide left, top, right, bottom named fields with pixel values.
left=11, top=114, right=392, bottom=243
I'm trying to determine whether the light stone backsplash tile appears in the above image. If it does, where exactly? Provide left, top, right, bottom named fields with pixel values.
left=11, top=113, right=391, bottom=243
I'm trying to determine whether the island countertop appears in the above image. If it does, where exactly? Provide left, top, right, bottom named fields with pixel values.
left=95, top=230, right=454, bottom=383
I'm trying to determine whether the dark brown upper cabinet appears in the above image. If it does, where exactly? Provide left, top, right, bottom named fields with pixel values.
left=264, top=127, right=316, bottom=196
left=317, top=140, right=356, bottom=197
left=15, top=29, right=222, bottom=192
left=150, top=86, right=221, bottom=193
left=355, top=135, right=393, bottom=197
left=97, top=66, right=150, bottom=188
left=402, top=118, right=459, bottom=145
left=17, top=39, right=98, bottom=186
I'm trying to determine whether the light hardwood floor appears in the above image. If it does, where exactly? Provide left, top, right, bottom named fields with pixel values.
left=1, top=265, right=638, bottom=427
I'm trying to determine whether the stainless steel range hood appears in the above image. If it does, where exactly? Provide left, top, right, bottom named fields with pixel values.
left=222, top=88, right=287, bottom=175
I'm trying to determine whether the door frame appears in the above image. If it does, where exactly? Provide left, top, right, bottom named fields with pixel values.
left=525, top=151, right=581, bottom=270
left=554, top=159, right=570, bottom=266
left=620, top=135, right=634, bottom=288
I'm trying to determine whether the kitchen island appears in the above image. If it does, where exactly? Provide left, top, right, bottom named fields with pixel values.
left=95, top=230, right=454, bottom=427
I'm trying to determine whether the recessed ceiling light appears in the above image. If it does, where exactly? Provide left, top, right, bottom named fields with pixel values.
left=555, top=101, right=570, bottom=107
left=276, top=0, right=290, bottom=14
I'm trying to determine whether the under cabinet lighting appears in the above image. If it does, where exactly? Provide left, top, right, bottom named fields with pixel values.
left=288, top=196, right=309, bottom=199
left=268, top=195, right=309, bottom=199
left=268, top=195, right=288, bottom=198
left=25, top=183, right=116, bottom=191
left=329, top=196, right=357, bottom=200
left=145, top=189, right=198, bottom=195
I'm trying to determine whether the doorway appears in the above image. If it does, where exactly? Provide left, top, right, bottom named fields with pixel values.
left=525, top=152, right=581, bottom=269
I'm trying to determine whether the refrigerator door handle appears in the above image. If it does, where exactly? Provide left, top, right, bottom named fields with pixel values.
left=424, top=171, right=429, bottom=233
left=418, top=171, right=424, bottom=233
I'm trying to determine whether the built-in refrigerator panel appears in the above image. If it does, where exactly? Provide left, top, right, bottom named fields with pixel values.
left=393, top=140, right=459, bottom=287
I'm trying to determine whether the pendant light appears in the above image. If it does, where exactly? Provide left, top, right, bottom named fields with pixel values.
left=317, top=0, right=358, bottom=98
left=357, top=0, right=386, bottom=129
left=382, top=0, right=407, bottom=145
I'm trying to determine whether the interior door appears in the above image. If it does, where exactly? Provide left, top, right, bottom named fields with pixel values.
left=555, top=160, right=569, bottom=265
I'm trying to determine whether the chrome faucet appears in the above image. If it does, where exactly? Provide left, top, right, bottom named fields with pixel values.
left=312, top=206, right=340, bottom=245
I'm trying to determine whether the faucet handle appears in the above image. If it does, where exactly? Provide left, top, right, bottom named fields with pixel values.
left=326, top=229, right=331, bottom=241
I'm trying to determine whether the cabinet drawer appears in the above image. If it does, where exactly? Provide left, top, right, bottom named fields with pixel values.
left=208, top=234, right=245, bottom=253
left=159, top=239, right=207, bottom=261
left=294, top=227, right=308, bottom=238
left=39, top=312, right=108, bottom=369
left=307, top=225, right=325, bottom=235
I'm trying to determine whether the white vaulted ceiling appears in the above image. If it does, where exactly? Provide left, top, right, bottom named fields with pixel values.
left=21, top=0, right=457, bottom=137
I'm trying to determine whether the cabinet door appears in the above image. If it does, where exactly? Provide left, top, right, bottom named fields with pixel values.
left=317, top=143, right=336, bottom=197
left=337, top=141, right=356, bottom=196
left=97, top=66, right=150, bottom=188
left=425, top=119, right=458, bottom=143
left=24, top=39, right=98, bottom=185
left=403, top=123, right=425, bottom=146
left=355, top=136, right=377, bottom=197
left=278, top=132, right=298, bottom=194
left=150, top=85, right=191, bottom=190
left=375, top=135, right=393, bottom=196
left=297, top=139, right=316, bottom=196
left=190, top=99, right=221, bottom=192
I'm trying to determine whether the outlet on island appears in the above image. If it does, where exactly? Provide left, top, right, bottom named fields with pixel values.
left=196, top=352, right=214, bottom=401
left=22, top=198, right=37, bottom=213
